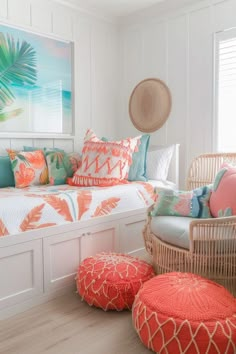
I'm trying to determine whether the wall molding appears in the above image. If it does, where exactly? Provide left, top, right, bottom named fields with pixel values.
left=51, top=0, right=117, bottom=24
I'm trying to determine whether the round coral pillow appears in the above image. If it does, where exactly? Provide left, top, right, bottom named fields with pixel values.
left=132, top=272, right=236, bottom=354
left=76, top=252, right=154, bottom=311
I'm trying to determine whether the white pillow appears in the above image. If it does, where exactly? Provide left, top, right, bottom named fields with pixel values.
left=146, top=145, right=174, bottom=181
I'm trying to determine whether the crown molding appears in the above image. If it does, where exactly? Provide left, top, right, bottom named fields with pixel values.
left=51, top=0, right=118, bottom=24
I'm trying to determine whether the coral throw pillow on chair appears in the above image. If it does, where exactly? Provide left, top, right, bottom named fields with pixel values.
left=209, top=163, right=236, bottom=217
left=72, top=129, right=140, bottom=187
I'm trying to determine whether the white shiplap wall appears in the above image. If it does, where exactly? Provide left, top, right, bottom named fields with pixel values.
left=120, top=0, right=236, bottom=187
left=0, top=0, right=119, bottom=154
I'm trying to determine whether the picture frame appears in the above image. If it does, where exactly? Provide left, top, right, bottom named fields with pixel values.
left=0, top=23, right=73, bottom=137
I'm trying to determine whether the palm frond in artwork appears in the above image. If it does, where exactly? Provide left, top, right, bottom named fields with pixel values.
left=0, top=32, right=37, bottom=111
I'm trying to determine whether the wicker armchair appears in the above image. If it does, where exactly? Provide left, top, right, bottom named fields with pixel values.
left=143, top=153, right=236, bottom=296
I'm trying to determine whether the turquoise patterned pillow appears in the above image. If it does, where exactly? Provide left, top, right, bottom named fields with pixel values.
left=0, top=156, right=15, bottom=187
left=193, top=185, right=212, bottom=218
left=128, top=134, right=150, bottom=181
left=23, top=146, right=64, bottom=152
left=45, top=151, right=81, bottom=185
left=151, top=189, right=200, bottom=217
left=45, top=151, right=67, bottom=185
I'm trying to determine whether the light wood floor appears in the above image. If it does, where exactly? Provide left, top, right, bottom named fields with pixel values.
left=0, top=291, right=151, bottom=354
left=0, top=251, right=152, bottom=354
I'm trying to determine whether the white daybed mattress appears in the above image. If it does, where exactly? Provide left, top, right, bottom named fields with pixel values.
left=0, top=181, right=159, bottom=237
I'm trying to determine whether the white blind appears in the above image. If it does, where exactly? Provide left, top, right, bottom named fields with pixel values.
left=216, top=29, right=236, bottom=152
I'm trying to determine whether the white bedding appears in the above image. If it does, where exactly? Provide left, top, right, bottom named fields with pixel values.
left=0, top=182, right=156, bottom=236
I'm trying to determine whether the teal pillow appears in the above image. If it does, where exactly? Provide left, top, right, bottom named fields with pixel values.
left=128, top=134, right=150, bottom=182
left=45, top=151, right=80, bottom=184
left=23, top=146, right=64, bottom=152
left=194, top=185, right=212, bottom=218
left=45, top=151, right=67, bottom=185
left=0, top=156, right=15, bottom=187
left=151, top=189, right=200, bottom=218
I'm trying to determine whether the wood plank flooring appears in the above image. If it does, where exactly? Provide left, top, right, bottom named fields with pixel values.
left=0, top=252, right=152, bottom=354
left=0, top=291, right=151, bottom=354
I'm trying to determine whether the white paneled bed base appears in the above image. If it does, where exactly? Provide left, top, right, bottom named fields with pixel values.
left=0, top=208, right=147, bottom=319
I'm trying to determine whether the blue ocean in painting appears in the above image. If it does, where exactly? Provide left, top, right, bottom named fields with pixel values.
left=0, top=23, right=72, bottom=134
left=4, top=84, right=72, bottom=134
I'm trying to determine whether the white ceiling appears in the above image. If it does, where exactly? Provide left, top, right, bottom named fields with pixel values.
left=57, top=0, right=165, bottom=18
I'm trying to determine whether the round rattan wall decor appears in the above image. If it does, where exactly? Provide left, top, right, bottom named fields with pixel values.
left=129, top=78, right=172, bottom=133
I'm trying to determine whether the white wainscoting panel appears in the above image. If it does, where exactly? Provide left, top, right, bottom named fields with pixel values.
left=120, top=0, right=236, bottom=187
left=31, top=0, right=52, bottom=33
left=52, top=3, right=73, bottom=39
left=167, top=15, right=187, bottom=186
left=0, top=0, right=7, bottom=18
left=8, top=0, right=31, bottom=26
left=0, top=239, right=43, bottom=310
left=188, top=7, right=213, bottom=168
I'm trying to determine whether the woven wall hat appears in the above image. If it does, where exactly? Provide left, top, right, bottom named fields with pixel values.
left=129, top=78, right=171, bottom=133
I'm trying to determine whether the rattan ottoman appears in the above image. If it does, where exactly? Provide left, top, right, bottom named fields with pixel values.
left=76, top=252, right=154, bottom=311
left=132, top=272, right=236, bottom=353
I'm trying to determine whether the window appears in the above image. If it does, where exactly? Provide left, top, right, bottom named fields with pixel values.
left=215, top=28, right=236, bottom=151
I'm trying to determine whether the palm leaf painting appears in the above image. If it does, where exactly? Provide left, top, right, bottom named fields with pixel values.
left=0, top=32, right=37, bottom=121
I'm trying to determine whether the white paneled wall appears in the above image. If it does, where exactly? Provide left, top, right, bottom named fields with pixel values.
left=120, top=0, right=236, bottom=187
left=0, top=0, right=119, bottom=154
left=1, top=0, right=236, bottom=187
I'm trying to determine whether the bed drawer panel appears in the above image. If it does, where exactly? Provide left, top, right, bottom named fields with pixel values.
left=119, top=214, right=147, bottom=255
left=80, top=223, right=119, bottom=261
left=0, top=240, right=43, bottom=309
left=43, top=231, right=81, bottom=293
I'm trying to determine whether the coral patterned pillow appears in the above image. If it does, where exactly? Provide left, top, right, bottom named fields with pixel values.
left=72, top=129, right=141, bottom=187
left=209, top=163, right=236, bottom=217
left=7, top=149, right=48, bottom=188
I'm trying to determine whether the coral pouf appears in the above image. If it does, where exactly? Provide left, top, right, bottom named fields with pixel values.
left=132, top=272, right=236, bottom=354
left=76, top=253, right=154, bottom=311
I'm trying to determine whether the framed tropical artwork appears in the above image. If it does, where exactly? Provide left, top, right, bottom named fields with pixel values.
left=0, top=24, right=73, bottom=135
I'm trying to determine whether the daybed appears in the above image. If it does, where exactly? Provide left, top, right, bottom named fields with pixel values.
left=0, top=142, right=179, bottom=319
left=143, top=152, right=236, bottom=296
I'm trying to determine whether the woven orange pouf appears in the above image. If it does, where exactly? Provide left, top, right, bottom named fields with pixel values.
left=132, top=272, right=236, bottom=354
left=76, top=253, right=154, bottom=311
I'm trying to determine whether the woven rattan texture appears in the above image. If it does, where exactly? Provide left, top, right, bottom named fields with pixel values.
left=143, top=152, right=236, bottom=295
left=76, top=253, right=154, bottom=311
left=132, top=272, right=236, bottom=354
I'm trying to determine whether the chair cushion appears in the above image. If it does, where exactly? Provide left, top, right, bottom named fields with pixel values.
left=76, top=252, right=154, bottom=311
left=132, top=272, right=236, bottom=354
left=150, top=216, right=194, bottom=250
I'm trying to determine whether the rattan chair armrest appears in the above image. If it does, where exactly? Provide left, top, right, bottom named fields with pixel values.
left=189, top=216, right=236, bottom=253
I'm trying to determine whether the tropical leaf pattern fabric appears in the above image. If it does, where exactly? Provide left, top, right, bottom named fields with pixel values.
left=7, top=149, right=48, bottom=188
left=0, top=32, right=37, bottom=121
left=45, top=151, right=82, bottom=185
left=0, top=182, right=155, bottom=236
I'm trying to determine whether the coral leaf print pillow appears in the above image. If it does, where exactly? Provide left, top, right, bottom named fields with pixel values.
left=72, top=129, right=141, bottom=187
left=7, top=149, right=48, bottom=188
